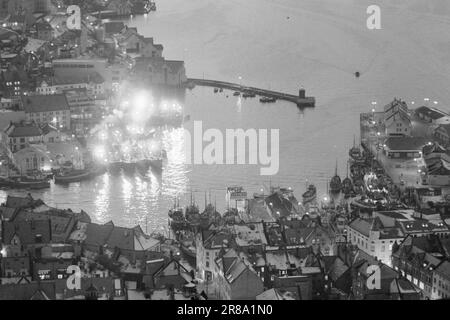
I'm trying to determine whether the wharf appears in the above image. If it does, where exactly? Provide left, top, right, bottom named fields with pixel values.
left=186, top=78, right=315, bottom=108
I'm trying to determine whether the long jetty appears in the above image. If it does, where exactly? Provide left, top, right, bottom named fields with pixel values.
left=186, top=78, right=315, bottom=108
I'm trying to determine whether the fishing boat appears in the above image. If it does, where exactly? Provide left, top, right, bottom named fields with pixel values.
left=233, top=91, right=241, bottom=96
left=149, top=157, right=163, bottom=174
left=54, top=168, right=92, bottom=184
left=342, top=177, right=353, bottom=195
left=330, top=162, right=342, bottom=193
left=122, top=162, right=136, bottom=175
left=349, top=137, right=365, bottom=163
left=302, top=184, right=317, bottom=204
left=136, top=159, right=151, bottom=173
left=108, top=162, right=122, bottom=175
left=260, top=96, right=277, bottom=103
left=168, top=207, right=186, bottom=232
left=242, top=91, right=256, bottom=98
left=342, top=163, right=354, bottom=195
left=8, top=176, right=50, bottom=189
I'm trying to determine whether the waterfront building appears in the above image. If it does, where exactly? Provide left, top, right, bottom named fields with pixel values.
left=347, top=217, right=404, bottom=266
left=383, top=99, right=411, bottom=137
left=12, top=144, right=52, bottom=173
left=133, top=57, right=186, bottom=87
left=3, top=120, right=42, bottom=152
left=416, top=106, right=449, bottom=124
left=383, top=136, right=427, bottom=159
left=64, top=88, right=102, bottom=138
left=21, top=94, right=71, bottom=129
left=52, top=58, right=131, bottom=92
left=36, top=73, right=105, bottom=96
left=116, top=29, right=164, bottom=58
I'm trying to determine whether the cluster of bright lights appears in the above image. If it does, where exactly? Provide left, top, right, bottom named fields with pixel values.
left=89, top=89, right=182, bottom=165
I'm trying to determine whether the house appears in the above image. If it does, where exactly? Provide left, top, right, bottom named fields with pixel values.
left=271, top=275, right=313, bottom=300
left=347, top=217, right=404, bottom=266
left=434, top=124, right=450, bottom=147
left=1, top=256, right=31, bottom=278
left=283, top=224, right=337, bottom=256
left=228, top=222, right=267, bottom=252
left=373, top=210, right=450, bottom=239
left=433, top=261, right=450, bottom=300
left=3, top=120, right=42, bottom=152
left=36, top=73, right=105, bottom=96
left=21, top=94, right=71, bottom=129
left=54, top=277, right=125, bottom=300
left=68, top=221, right=160, bottom=254
left=383, top=99, right=411, bottom=136
left=383, top=137, right=428, bottom=159
left=212, top=248, right=264, bottom=300
left=1, top=219, right=52, bottom=257
left=0, top=281, right=56, bottom=300
left=12, top=144, right=52, bottom=174
left=392, top=235, right=450, bottom=299
left=107, top=0, right=133, bottom=16
left=0, top=65, right=30, bottom=98
left=133, top=57, right=186, bottom=87
left=3, top=194, right=43, bottom=209
left=195, top=229, right=234, bottom=281
left=416, top=106, right=449, bottom=124
left=351, top=249, right=418, bottom=300
left=14, top=208, right=77, bottom=243
left=152, top=259, right=193, bottom=290
left=33, top=258, right=73, bottom=280
left=256, top=288, right=297, bottom=300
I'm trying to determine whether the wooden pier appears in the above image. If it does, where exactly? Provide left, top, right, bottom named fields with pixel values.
left=186, top=78, right=315, bottom=108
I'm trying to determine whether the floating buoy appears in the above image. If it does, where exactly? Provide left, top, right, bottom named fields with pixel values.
left=355, top=71, right=361, bottom=78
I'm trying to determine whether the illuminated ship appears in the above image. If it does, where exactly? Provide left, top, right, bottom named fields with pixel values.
left=302, top=184, right=317, bottom=204
left=329, top=162, right=342, bottom=194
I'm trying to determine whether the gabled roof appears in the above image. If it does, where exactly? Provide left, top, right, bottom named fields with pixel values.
left=2, top=219, right=52, bottom=245
left=416, top=106, right=448, bottom=120
left=21, top=94, right=69, bottom=113
left=384, top=137, right=428, bottom=152
left=4, top=194, right=41, bottom=208
left=0, top=282, right=56, bottom=300
left=436, top=123, right=450, bottom=137
left=5, top=121, right=42, bottom=138
left=103, top=21, right=125, bottom=34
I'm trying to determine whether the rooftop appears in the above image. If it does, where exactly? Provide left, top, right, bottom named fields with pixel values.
left=21, top=94, right=69, bottom=113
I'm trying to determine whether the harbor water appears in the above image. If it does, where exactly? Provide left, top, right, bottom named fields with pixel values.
left=3, top=0, right=450, bottom=232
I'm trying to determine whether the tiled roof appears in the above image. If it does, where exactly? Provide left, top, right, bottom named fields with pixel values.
left=384, top=137, right=428, bottom=152
left=0, top=282, right=56, bottom=300
left=21, top=94, right=69, bottom=113
left=436, top=261, right=450, bottom=279
left=5, top=121, right=42, bottom=138
left=2, top=219, right=52, bottom=245
left=416, top=106, right=448, bottom=120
